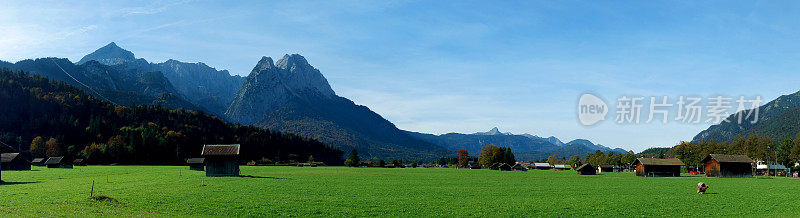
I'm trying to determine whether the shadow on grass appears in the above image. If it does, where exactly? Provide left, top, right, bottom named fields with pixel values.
left=239, top=175, right=288, bottom=179
left=0, top=181, right=39, bottom=185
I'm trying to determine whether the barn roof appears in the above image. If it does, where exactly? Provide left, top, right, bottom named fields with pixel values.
left=635, top=158, right=684, bottom=166
left=534, top=163, right=551, bottom=167
left=554, top=164, right=570, bottom=169
left=598, top=165, right=614, bottom=168
left=44, top=156, right=64, bottom=165
left=201, top=144, right=240, bottom=156
left=32, top=158, right=45, bottom=163
left=187, top=158, right=206, bottom=164
left=576, top=163, right=594, bottom=171
left=1, top=153, right=23, bottom=163
left=73, top=159, right=84, bottom=163
left=703, top=154, right=753, bottom=163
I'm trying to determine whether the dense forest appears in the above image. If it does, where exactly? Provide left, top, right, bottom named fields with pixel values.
left=0, top=69, right=344, bottom=165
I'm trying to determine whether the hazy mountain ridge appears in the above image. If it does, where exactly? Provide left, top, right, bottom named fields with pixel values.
left=406, top=127, right=628, bottom=160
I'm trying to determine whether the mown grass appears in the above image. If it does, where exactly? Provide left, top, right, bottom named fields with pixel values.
left=0, top=166, right=798, bottom=217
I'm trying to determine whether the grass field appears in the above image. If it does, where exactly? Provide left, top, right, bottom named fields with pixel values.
left=1, top=166, right=799, bottom=217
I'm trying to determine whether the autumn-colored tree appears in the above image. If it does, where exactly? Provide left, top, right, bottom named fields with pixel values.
left=547, top=154, right=561, bottom=165
left=45, top=137, right=61, bottom=157
left=457, top=149, right=469, bottom=167
left=29, top=136, right=46, bottom=157
left=478, top=144, right=500, bottom=168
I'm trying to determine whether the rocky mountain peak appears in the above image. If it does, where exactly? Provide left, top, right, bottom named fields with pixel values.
left=78, top=42, right=136, bottom=65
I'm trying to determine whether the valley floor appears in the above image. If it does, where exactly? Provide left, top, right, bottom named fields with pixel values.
left=0, top=166, right=798, bottom=217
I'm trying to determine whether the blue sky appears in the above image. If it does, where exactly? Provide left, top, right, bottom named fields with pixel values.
left=2, top=1, right=800, bottom=152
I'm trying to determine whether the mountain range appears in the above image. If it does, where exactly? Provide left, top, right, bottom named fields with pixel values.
left=693, top=90, right=800, bottom=143
left=406, top=127, right=628, bottom=160
left=1, top=42, right=630, bottom=161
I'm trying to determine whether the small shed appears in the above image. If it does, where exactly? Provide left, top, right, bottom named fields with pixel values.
left=1, top=153, right=31, bottom=171
left=467, top=161, right=481, bottom=169
left=703, top=154, right=753, bottom=177
left=498, top=163, right=512, bottom=171
left=44, top=157, right=72, bottom=169
left=73, top=159, right=86, bottom=166
left=576, top=164, right=596, bottom=175
left=511, top=163, right=528, bottom=171
left=633, top=158, right=683, bottom=177
left=597, top=165, right=614, bottom=173
left=186, top=158, right=205, bottom=171
left=533, top=163, right=552, bottom=170
left=32, top=158, right=46, bottom=166
left=201, top=144, right=240, bottom=177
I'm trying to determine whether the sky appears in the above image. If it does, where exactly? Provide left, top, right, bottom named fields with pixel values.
left=3, top=1, right=800, bottom=152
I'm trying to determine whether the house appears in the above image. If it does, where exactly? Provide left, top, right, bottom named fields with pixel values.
left=554, top=164, right=571, bottom=171
left=533, top=163, right=552, bottom=170
left=31, top=158, right=46, bottom=166
left=703, top=154, right=753, bottom=178
left=201, top=144, right=240, bottom=177
left=44, top=157, right=72, bottom=169
left=73, top=159, right=86, bottom=166
left=756, top=164, right=787, bottom=176
left=633, top=158, right=683, bottom=177
left=597, top=165, right=615, bottom=173
left=1, top=153, right=31, bottom=171
left=186, top=158, right=205, bottom=171
left=576, top=164, right=596, bottom=175
left=511, top=163, right=528, bottom=171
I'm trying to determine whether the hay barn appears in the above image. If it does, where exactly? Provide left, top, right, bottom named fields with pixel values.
left=31, top=158, right=46, bottom=166
left=1, top=153, right=31, bottom=171
left=576, top=164, right=596, bottom=175
left=44, top=157, right=72, bottom=169
left=186, top=158, right=205, bottom=171
left=511, top=163, right=528, bottom=171
left=202, top=144, right=240, bottom=177
left=597, top=165, right=614, bottom=173
left=703, top=154, right=753, bottom=178
left=498, top=163, right=512, bottom=171
left=633, top=158, right=683, bottom=177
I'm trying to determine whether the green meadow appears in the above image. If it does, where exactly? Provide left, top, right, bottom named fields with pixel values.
left=1, top=166, right=798, bottom=217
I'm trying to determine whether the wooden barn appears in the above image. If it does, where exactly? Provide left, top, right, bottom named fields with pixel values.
left=187, top=158, right=205, bottom=171
left=73, top=159, right=86, bottom=166
left=597, top=165, right=615, bottom=173
left=201, top=144, right=240, bottom=177
left=1, top=153, right=31, bottom=171
left=44, top=157, right=72, bottom=169
left=31, top=158, right=46, bottom=166
left=468, top=161, right=481, bottom=169
left=576, top=164, right=596, bottom=175
left=633, top=158, right=683, bottom=177
left=703, top=154, right=753, bottom=178
left=498, top=163, right=512, bottom=171
left=511, top=163, right=528, bottom=171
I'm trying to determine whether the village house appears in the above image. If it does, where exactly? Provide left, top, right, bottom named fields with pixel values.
left=201, top=144, right=240, bottom=177
left=703, top=154, right=753, bottom=178
left=633, top=158, right=683, bottom=177
left=1, top=153, right=31, bottom=171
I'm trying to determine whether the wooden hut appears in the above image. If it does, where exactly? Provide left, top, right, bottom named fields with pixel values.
left=201, top=144, right=240, bottom=177
left=1, top=153, right=31, bottom=171
left=597, top=165, right=614, bottom=173
left=576, top=164, right=596, bottom=175
left=186, top=158, right=205, bottom=171
left=73, top=159, right=86, bottom=166
left=44, top=157, right=72, bottom=169
left=498, top=163, right=512, bottom=171
left=633, top=158, right=683, bottom=177
left=703, top=154, right=753, bottom=178
left=533, top=163, right=552, bottom=170
left=511, top=163, right=528, bottom=171
left=31, top=158, right=46, bottom=166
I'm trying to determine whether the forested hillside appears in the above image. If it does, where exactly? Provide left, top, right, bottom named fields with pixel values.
left=0, top=69, right=343, bottom=165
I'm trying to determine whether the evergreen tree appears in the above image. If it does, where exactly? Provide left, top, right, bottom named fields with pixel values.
left=345, top=149, right=360, bottom=167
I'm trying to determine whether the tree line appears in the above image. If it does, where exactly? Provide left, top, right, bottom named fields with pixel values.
left=0, top=69, right=344, bottom=165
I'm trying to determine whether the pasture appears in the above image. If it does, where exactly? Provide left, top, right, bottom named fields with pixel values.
left=1, top=166, right=798, bottom=216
